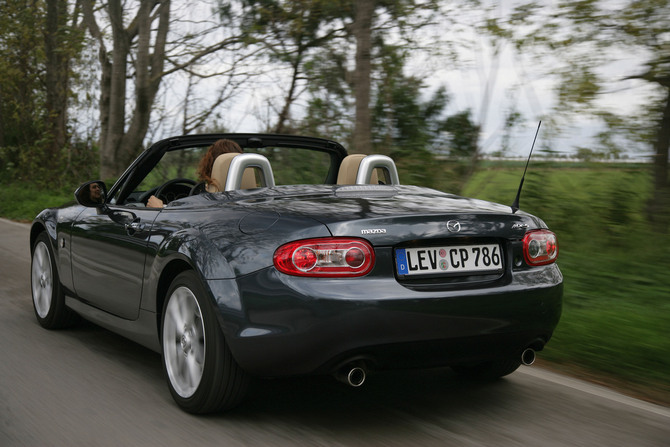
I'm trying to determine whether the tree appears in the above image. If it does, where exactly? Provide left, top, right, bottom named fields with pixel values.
left=506, top=0, right=670, bottom=228
left=295, top=2, right=484, bottom=164
left=304, top=0, right=449, bottom=152
left=442, top=111, right=480, bottom=159
left=81, top=0, right=251, bottom=179
left=44, top=0, right=84, bottom=160
left=237, top=0, right=474, bottom=160
left=372, top=44, right=454, bottom=156
left=300, top=47, right=354, bottom=142
left=370, top=43, right=482, bottom=191
left=351, top=0, right=376, bottom=153
left=348, top=0, right=442, bottom=154
left=0, top=0, right=44, bottom=152
left=243, top=0, right=443, bottom=152
left=81, top=0, right=172, bottom=179
left=0, top=0, right=85, bottom=185
left=235, top=0, right=345, bottom=133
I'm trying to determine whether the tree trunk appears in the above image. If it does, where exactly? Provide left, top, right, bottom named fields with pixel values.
left=94, top=0, right=170, bottom=180
left=352, top=0, right=375, bottom=154
left=648, top=87, right=670, bottom=231
left=120, top=0, right=170, bottom=171
left=99, top=0, right=130, bottom=179
left=44, top=0, right=69, bottom=159
left=98, top=46, right=112, bottom=177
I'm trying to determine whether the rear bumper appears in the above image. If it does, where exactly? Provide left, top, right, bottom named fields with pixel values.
left=214, top=263, right=563, bottom=377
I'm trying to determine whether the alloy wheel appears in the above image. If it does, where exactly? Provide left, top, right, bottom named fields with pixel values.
left=31, top=241, right=53, bottom=319
left=162, top=286, right=206, bottom=398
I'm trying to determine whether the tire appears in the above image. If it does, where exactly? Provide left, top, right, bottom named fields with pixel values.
left=452, top=359, right=521, bottom=381
left=161, top=271, right=249, bottom=413
left=31, top=232, right=79, bottom=329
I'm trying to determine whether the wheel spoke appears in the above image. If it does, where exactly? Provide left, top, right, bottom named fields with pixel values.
left=37, top=289, right=48, bottom=313
left=34, top=245, right=45, bottom=270
left=168, top=301, right=186, bottom=330
left=186, top=354, right=201, bottom=388
left=177, top=290, right=195, bottom=327
left=178, top=348, right=188, bottom=373
left=193, top=324, right=205, bottom=364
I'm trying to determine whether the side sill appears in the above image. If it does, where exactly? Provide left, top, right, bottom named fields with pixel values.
left=65, top=296, right=161, bottom=353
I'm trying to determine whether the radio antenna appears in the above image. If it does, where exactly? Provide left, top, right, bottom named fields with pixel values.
left=511, top=121, right=541, bottom=214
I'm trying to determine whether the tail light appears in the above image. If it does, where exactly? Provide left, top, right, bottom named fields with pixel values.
left=274, top=237, right=375, bottom=277
left=522, top=230, right=558, bottom=266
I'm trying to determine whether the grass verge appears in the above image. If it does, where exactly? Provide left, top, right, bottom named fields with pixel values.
left=0, top=181, right=76, bottom=222
left=464, top=162, right=670, bottom=403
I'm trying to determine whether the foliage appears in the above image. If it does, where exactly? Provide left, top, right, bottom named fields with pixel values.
left=373, top=44, right=448, bottom=155
left=441, top=110, right=480, bottom=158
left=229, top=1, right=345, bottom=133
left=0, top=0, right=89, bottom=189
left=299, top=43, right=354, bottom=142
left=369, top=43, right=481, bottom=193
left=300, top=36, right=482, bottom=184
left=463, top=162, right=670, bottom=392
left=0, top=0, right=45, bottom=150
left=273, top=0, right=451, bottom=150
left=499, top=0, right=670, bottom=227
left=0, top=0, right=47, bottom=178
left=1, top=138, right=99, bottom=189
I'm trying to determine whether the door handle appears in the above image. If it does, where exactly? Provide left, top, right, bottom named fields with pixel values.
left=125, top=218, right=145, bottom=235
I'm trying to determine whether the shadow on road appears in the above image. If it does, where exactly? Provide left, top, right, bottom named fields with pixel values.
left=56, top=317, right=525, bottom=427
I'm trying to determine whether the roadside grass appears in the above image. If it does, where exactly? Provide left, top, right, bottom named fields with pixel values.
left=0, top=181, right=76, bottom=222
left=463, top=162, right=670, bottom=398
left=2, top=161, right=669, bottom=400
left=548, top=248, right=670, bottom=390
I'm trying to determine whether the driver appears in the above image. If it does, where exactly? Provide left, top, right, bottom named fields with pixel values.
left=147, top=139, right=243, bottom=208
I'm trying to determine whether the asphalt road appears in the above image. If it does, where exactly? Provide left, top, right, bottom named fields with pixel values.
left=1, top=217, right=669, bottom=446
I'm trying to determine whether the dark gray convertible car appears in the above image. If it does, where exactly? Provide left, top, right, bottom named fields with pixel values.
left=30, top=134, right=562, bottom=413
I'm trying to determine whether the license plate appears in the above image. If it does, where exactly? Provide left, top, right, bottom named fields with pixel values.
left=395, top=244, right=503, bottom=276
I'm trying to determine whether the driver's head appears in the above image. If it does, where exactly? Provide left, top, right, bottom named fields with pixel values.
left=197, top=139, right=243, bottom=183
left=210, top=139, right=243, bottom=158
left=89, top=182, right=102, bottom=201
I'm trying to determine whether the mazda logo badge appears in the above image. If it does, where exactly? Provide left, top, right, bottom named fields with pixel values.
left=446, top=220, right=461, bottom=232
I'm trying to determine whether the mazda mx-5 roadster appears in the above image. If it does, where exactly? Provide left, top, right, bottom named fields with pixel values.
left=30, top=133, right=562, bottom=413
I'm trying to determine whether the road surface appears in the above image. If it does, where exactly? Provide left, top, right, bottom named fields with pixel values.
left=1, top=218, right=668, bottom=446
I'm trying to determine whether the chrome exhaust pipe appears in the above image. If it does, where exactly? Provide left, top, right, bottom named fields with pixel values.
left=521, top=348, right=536, bottom=366
left=336, top=365, right=367, bottom=387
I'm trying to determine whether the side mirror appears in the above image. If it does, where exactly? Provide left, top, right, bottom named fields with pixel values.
left=75, top=180, right=107, bottom=208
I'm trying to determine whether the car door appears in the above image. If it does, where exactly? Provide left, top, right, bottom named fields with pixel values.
left=70, top=206, right=160, bottom=320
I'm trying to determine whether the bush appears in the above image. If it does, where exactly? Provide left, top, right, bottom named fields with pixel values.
left=0, top=140, right=99, bottom=189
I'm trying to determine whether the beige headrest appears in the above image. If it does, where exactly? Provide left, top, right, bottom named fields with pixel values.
left=207, top=153, right=257, bottom=192
left=336, top=154, right=379, bottom=185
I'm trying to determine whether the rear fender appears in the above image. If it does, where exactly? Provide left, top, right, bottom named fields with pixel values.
left=144, top=230, right=247, bottom=353
left=142, top=228, right=235, bottom=312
